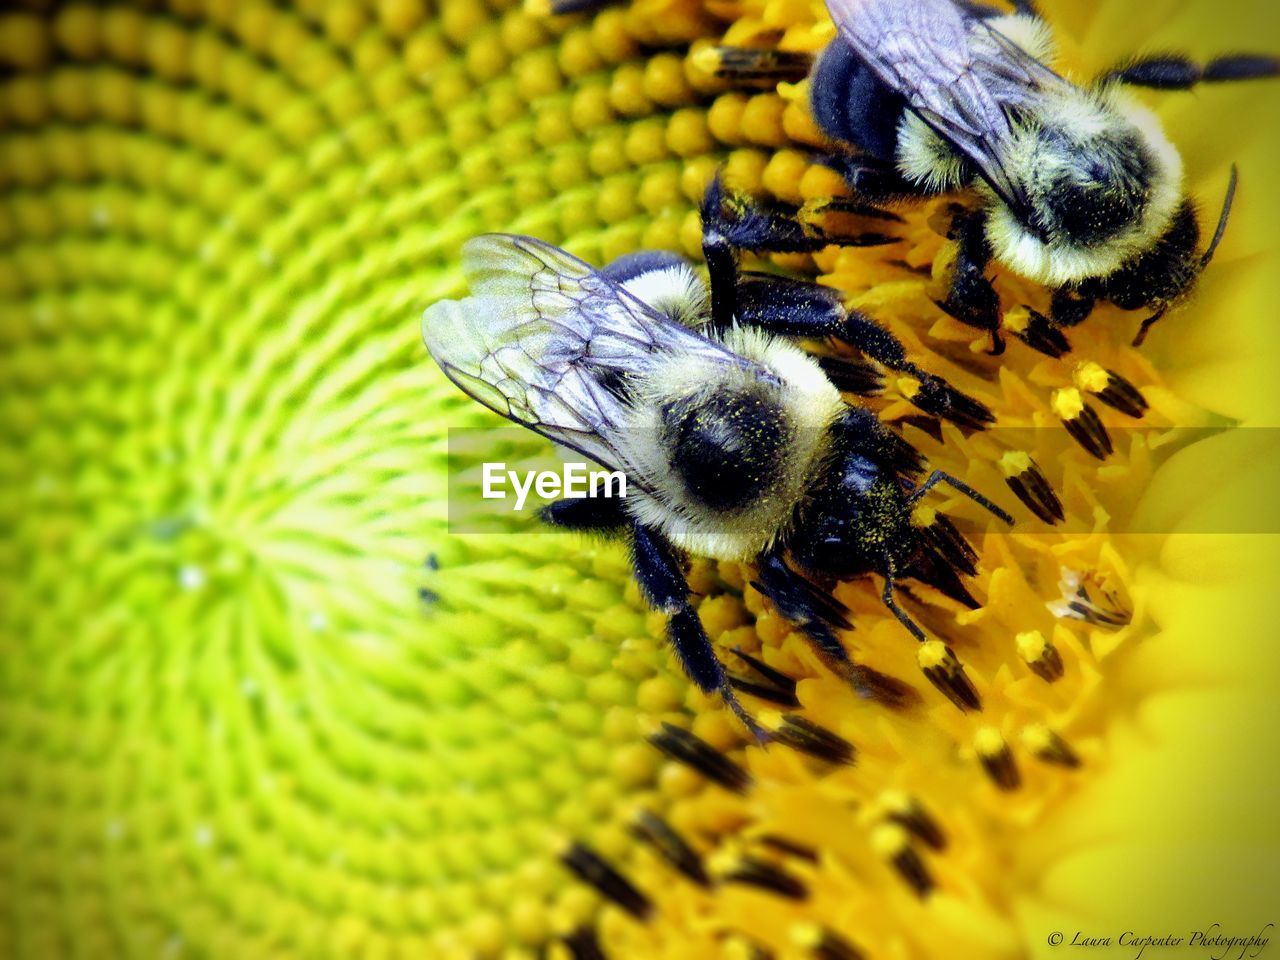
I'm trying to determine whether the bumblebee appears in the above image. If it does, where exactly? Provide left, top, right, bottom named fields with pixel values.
left=423, top=235, right=1011, bottom=735
left=706, top=0, right=1276, bottom=348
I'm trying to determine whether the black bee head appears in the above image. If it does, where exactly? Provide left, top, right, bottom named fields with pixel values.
left=1086, top=200, right=1201, bottom=311
left=790, top=452, right=917, bottom=578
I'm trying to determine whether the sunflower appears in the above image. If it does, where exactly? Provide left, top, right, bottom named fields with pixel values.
left=0, top=1, right=1277, bottom=959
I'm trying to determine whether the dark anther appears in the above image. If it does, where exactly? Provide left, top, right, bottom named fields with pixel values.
left=881, top=791, right=947, bottom=851
left=1057, top=395, right=1113, bottom=459
left=1001, top=453, right=1065, bottom=525
left=1023, top=724, right=1083, bottom=769
left=560, top=842, right=654, bottom=921
left=1016, top=630, right=1065, bottom=682
left=1008, top=306, right=1071, bottom=358
left=975, top=729, right=1021, bottom=791
left=874, top=826, right=935, bottom=898
left=917, top=641, right=982, bottom=712
left=919, top=513, right=978, bottom=577
left=563, top=926, right=608, bottom=960
left=795, top=924, right=868, bottom=960
left=1090, top=368, right=1152, bottom=417
left=718, top=854, right=809, bottom=900
left=729, top=647, right=800, bottom=707
left=759, top=835, right=820, bottom=863
left=768, top=714, right=856, bottom=766
left=1051, top=569, right=1132, bottom=629
left=629, top=811, right=710, bottom=887
left=648, top=722, right=752, bottom=794
left=727, top=673, right=801, bottom=708
left=702, top=45, right=815, bottom=85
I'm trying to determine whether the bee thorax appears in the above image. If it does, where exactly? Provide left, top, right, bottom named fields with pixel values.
left=661, top=389, right=790, bottom=512
left=1027, top=126, right=1154, bottom=246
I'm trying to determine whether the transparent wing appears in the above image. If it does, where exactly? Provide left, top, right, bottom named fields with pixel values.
left=422, top=234, right=752, bottom=486
left=826, top=0, right=1069, bottom=216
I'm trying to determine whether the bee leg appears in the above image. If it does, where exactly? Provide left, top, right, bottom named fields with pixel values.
left=540, top=496, right=630, bottom=534
left=729, top=274, right=994, bottom=429
left=1101, top=53, right=1279, bottom=90
left=630, top=524, right=768, bottom=741
left=1049, top=288, right=1096, bottom=328
left=817, top=154, right=923, bottom=203
left=701, top=174, right=828, bottom=257
left=752, top=553, right=916, bottom=708
left=934, top=210, right=1004, bottom=355
left=880, top=564, right=927, bottom=643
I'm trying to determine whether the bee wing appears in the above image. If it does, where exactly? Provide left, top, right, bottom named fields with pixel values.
left=826, top=0, right=1067, bottom=217
left=423, top=234, right=750, bottom=487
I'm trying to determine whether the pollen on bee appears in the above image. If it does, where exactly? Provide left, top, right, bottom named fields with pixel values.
left=917, top=640, right=982, bottom=712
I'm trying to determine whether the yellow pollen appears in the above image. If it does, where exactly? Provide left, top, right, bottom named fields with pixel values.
left=917, top=639, right=952, bottom=670
left=1002, top=305, right=1032, bottom=334
left=999, top=449, right=1034, bottom=477
left=1051, top=387, right=1086, bottom=420
left=1073, top=360, right=1112, bottom=393
left=897, top=374, right=923, bottom=400
left=911, top=503, right=938, bottom=527
left=870, top=823, right=911, bottom=859
left=974, top=726, right=1009, bottom=759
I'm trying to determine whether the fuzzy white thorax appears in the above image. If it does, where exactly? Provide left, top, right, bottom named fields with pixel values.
left=983, top=87, right=1184, bottom=285
left=620, top=263, right=711, bottom=329
left=619, top=327, right=844, bottom=562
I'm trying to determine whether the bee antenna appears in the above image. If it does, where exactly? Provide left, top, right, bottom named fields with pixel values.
left=881, top=555, right=927, bottom=643
left=1201, top=164, right=1240, bottom=270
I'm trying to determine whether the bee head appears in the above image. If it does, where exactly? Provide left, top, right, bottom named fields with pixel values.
left=1090, top=166, right=1238, bottom=345
left=790, top=454, right=918, bottom=579
left=986, top=89, right=1185, bottom=288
